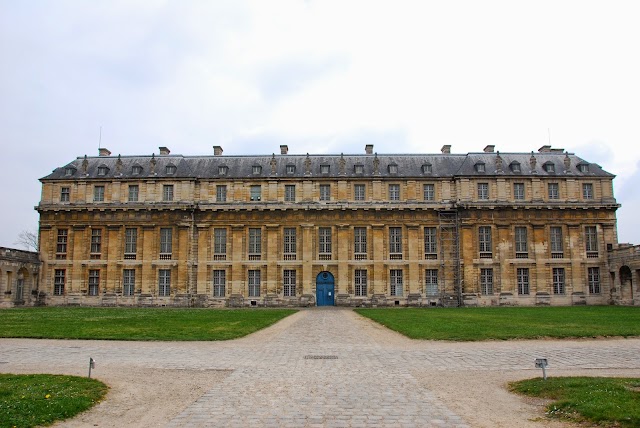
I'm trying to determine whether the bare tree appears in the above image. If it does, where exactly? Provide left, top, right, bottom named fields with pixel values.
left=14, top=230, right=39, bottom=252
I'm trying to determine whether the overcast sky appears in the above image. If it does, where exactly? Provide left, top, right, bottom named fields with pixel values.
left=1, top=0, right=639, bottom=249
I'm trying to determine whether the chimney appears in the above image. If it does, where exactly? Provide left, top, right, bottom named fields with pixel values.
left=213, top=145, right=223, bottom=156
left=441, top=145, right=451, bottom=154
left=365, top=144, right=374, bottom=155
left=99, top=148, right=111, bottom=157
left=159, top=146, right=170, bottom=155
left=538, top=145, right=551, bottom=153
left=280, top=145, right=288, bottom=155
left=483, top=145, right=495, bottom=153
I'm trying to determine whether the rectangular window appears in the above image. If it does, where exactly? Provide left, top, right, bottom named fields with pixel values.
left=163, top=184, right=174, bottom=201
left=124, top=228, right=137, bottom=259
left=123, top=269, right=135, bottom=296
left=90, top=229, right=102, bottom=258
left=425, top=269, right=438, bottom=295
left=588, top=267, right=601, bottom=294
left=478, top=183, right=489, bottom=200
left=283, top=270, right=296, bottom=297
left=248, top=270, right=261, bottom=297
left=158, top=269, right=171, bottom=297
left=319, top=227, right=332, bottom=259
left=128, top=185, right=139, bottom=202
left=319, top=184, right=331, bottom=201
left=320, top=165, right=330, bottom=174
left=354, top=184, right=366, bottom=201
left=389, top=184, right=400, bottom=201
left=423, top=183, right=435, bottom=201
left=550, top=227, right=563, bottom=258
left=513, top=183, right=525, bottom=200
left=517, top=268, right=530, bottom=295
left=515, top=227, right=528, bottom=258
left=424, top=227, right=437, bottom=259
left=88, top=269, right=100, bottom=296
left=160, top=228, right=172, bottom=258
left=585, top=226, right=598, bottom=257
left=583, top=183, right=594, bottom=199
left=94, top=185, right=105, bottom=202
left=480, top=268, right=494, bottom=295
left=479, top=226, right=492, bottom=258
left=390, top=269, right=403, bottom=296
left=250, top=185, right=262, bottom=201
left=56, top=229, right=68, bottom=259
left=354, top=227, right=367, bottom=259
left=389, top=227, right=402, bottom=259
left=284, top=228, right=297, bottom=259
left=60, top=187, right=70, bottom=202
left=355, top=269, right=368, bottom=297
left=213, top=270, right=226, bottom=297
left=54, top=269, right=65, bottom=295
left=213, top=228, right=227, bottom=260
left=285, top=185, right=296, bottom=202
left=548, top=183, right=559, bottom=200
left=553, top=267, right=565, bottom=294
left=248, top=228, right=262, bottom=259
left=216, top=185, right=227, bottom=202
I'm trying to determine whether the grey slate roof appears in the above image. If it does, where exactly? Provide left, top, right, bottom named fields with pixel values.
left=41, top=151, right=613, bottom=181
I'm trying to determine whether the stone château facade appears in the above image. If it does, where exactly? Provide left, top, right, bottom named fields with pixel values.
left=0, top=247, right=41, bottom=307
left=36, top=144, right=622, bottom=307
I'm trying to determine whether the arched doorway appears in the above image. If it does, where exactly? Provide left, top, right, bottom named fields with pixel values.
left=620, top=266, right=633, bottom=301
left=316, top=271, right=335, bottom=306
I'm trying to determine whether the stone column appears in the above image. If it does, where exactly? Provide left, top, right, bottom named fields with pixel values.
left=371, top=224, right=385, bottom=294
left=230, top=225, right=245, bottom=295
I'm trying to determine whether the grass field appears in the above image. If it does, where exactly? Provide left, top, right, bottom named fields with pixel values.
left=0, top=374, right=107, bottom=428
left=510, top=377, right=640, bottom=427
left=0, top=307, right=296, bottom=341
left=355, top=306, right=640, bottom=341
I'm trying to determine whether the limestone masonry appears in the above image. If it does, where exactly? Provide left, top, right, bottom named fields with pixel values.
left=30, top=143, right=637, bottom=307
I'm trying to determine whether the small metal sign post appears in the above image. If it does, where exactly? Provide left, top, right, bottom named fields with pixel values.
left=534, top=358, right=548, bottom=380
left=88, top=357, right=96, bottom=378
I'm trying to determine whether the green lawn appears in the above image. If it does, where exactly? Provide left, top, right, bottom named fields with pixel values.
left=355, top=306, right=640, bottom=341
left=510, top=377, right=640, bottom=427
left=0, top=307, right=296, bottom=341
left=0, top=374, right=107, bottom=428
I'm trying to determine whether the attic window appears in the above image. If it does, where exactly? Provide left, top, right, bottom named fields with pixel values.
left=510, top=162, right=521, bottom=173
left=64, top=167, right=76, bottom=177
left=578, top=163, right=589, bottom=173
left=252, top=165, right=262, bottom=175
left=218, top=165, right=228, bottom=176
left=166, top=164, right=177, bottom=175
left=97, top=166, right=109, bottom=176
left=320, top=165, right=330, bottom=174
left=544, top=162, right=555, bottom=173
left=132, top=165, right=143, bottom=175
left=475, top=162, right=486, bottom=173
left=422, top=163, right=432, bottom=174
left=388, top=164, right=398, bottom=174
left=286, top=164, right=296, bottom=174
left=354, top=164, right=364, bottom=174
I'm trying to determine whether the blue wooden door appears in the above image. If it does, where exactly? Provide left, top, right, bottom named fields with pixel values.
left=316, top=272, right=335, bottom=306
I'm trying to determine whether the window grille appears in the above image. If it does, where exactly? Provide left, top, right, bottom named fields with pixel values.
left=354, top=164, right=364, bottom=174
left=56, top=229, right=68, bottom=259
left=319, top=184, right=331, bottom=201
left=354, top=227, right=367, bottom=259
left=478, top=226, right=492, bottom=258
left=163, top=185, right=174, bottom=201
left=250, top=185, right=261, bottom=201
left=550, top=227, right=563, bottom=258
left=480, top=268, right=493, bottom=295
left=285, top=185, right=296, bottom=202
left=354, top=184, right=365, bottom=201
left=94, top=185, right=105, bottom=202
left=513, top=183, right=525, bottom=200
left=286, top=164, right=296, bottom=174
left=477, top=183, right=489, bottom=200
left=283, top=228, right=297, bottom=260
left=165, top=165, right=176, bottom=174
left=319, top=227, right=332, bottom=260
left=88, top=270, right=100, bottom=296
left=54, top=269, right=65, bottom=295
left=424, top=227, right=437, bottom=259
left=160, top=228, right=172, bottom=259
left=216, top=185, right=227, bottom=202
left=588, top=267, right=601, bottom=294
left=283, top=270, right=296, bottom=297
left=60, top=187, right=70, bottom=202
left=355, top=270, right=367, bottom=296
left=158, top=269, right=171, bottom=296
left=389, top=184, right=400, bottom=201
left=123, top=269, right=135, bottom=296
left=248, top=228, right=262, bottom=260
left=548, top=183, right=559, bottom=199
left=553, top=267, right=565, bottom=294
left=389, top=227, right=402, bottom=259
left=517, top=268, right=529, bottom=295
left=515, top=227, right=528, bottom=258
left=425, top=269, right=438, bottom=295
left=423, top=184, right=435, bottom=201
left=213, top=270, right=226, bottom=297
left=90, top=229, right=102, bottom=259
left=128, top=185, right=139, bottom=202
left=585, top=226, right=598, bottom=258
left=248, top=270, right=260, bottom=297
left=213, top=228, right=227, bottom=260
left=124, top=228, right=137, bottom=259
left=583, top=183, right=593, bottom=199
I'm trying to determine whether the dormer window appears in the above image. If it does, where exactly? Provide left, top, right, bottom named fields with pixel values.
left=544, top=162, right=555, bottom=173
left=252, top=165, right=262, bottom=175
left=64, top=167, right=76, bottom=177
left=132, top=165, right=143, bottom=175
left=388, top=164, right=398, bottom=174
left=97, top=165, right=109, bottom=176
left=422, top=163, right=432, bottom=174
left=218, top=165, right=228, bottom=176
left=510, top=161, right=521, bottom=173
left=320, top=164, right=330, bottom=174
left=475, top=162, right=486, bottom=173
left=165, top=164, right=177, bottom=175
left=286, top=164, right=296, bottom=174
left=578, top=163, right=590, bottom=173
left=354, top=164, right=364, bottom=174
